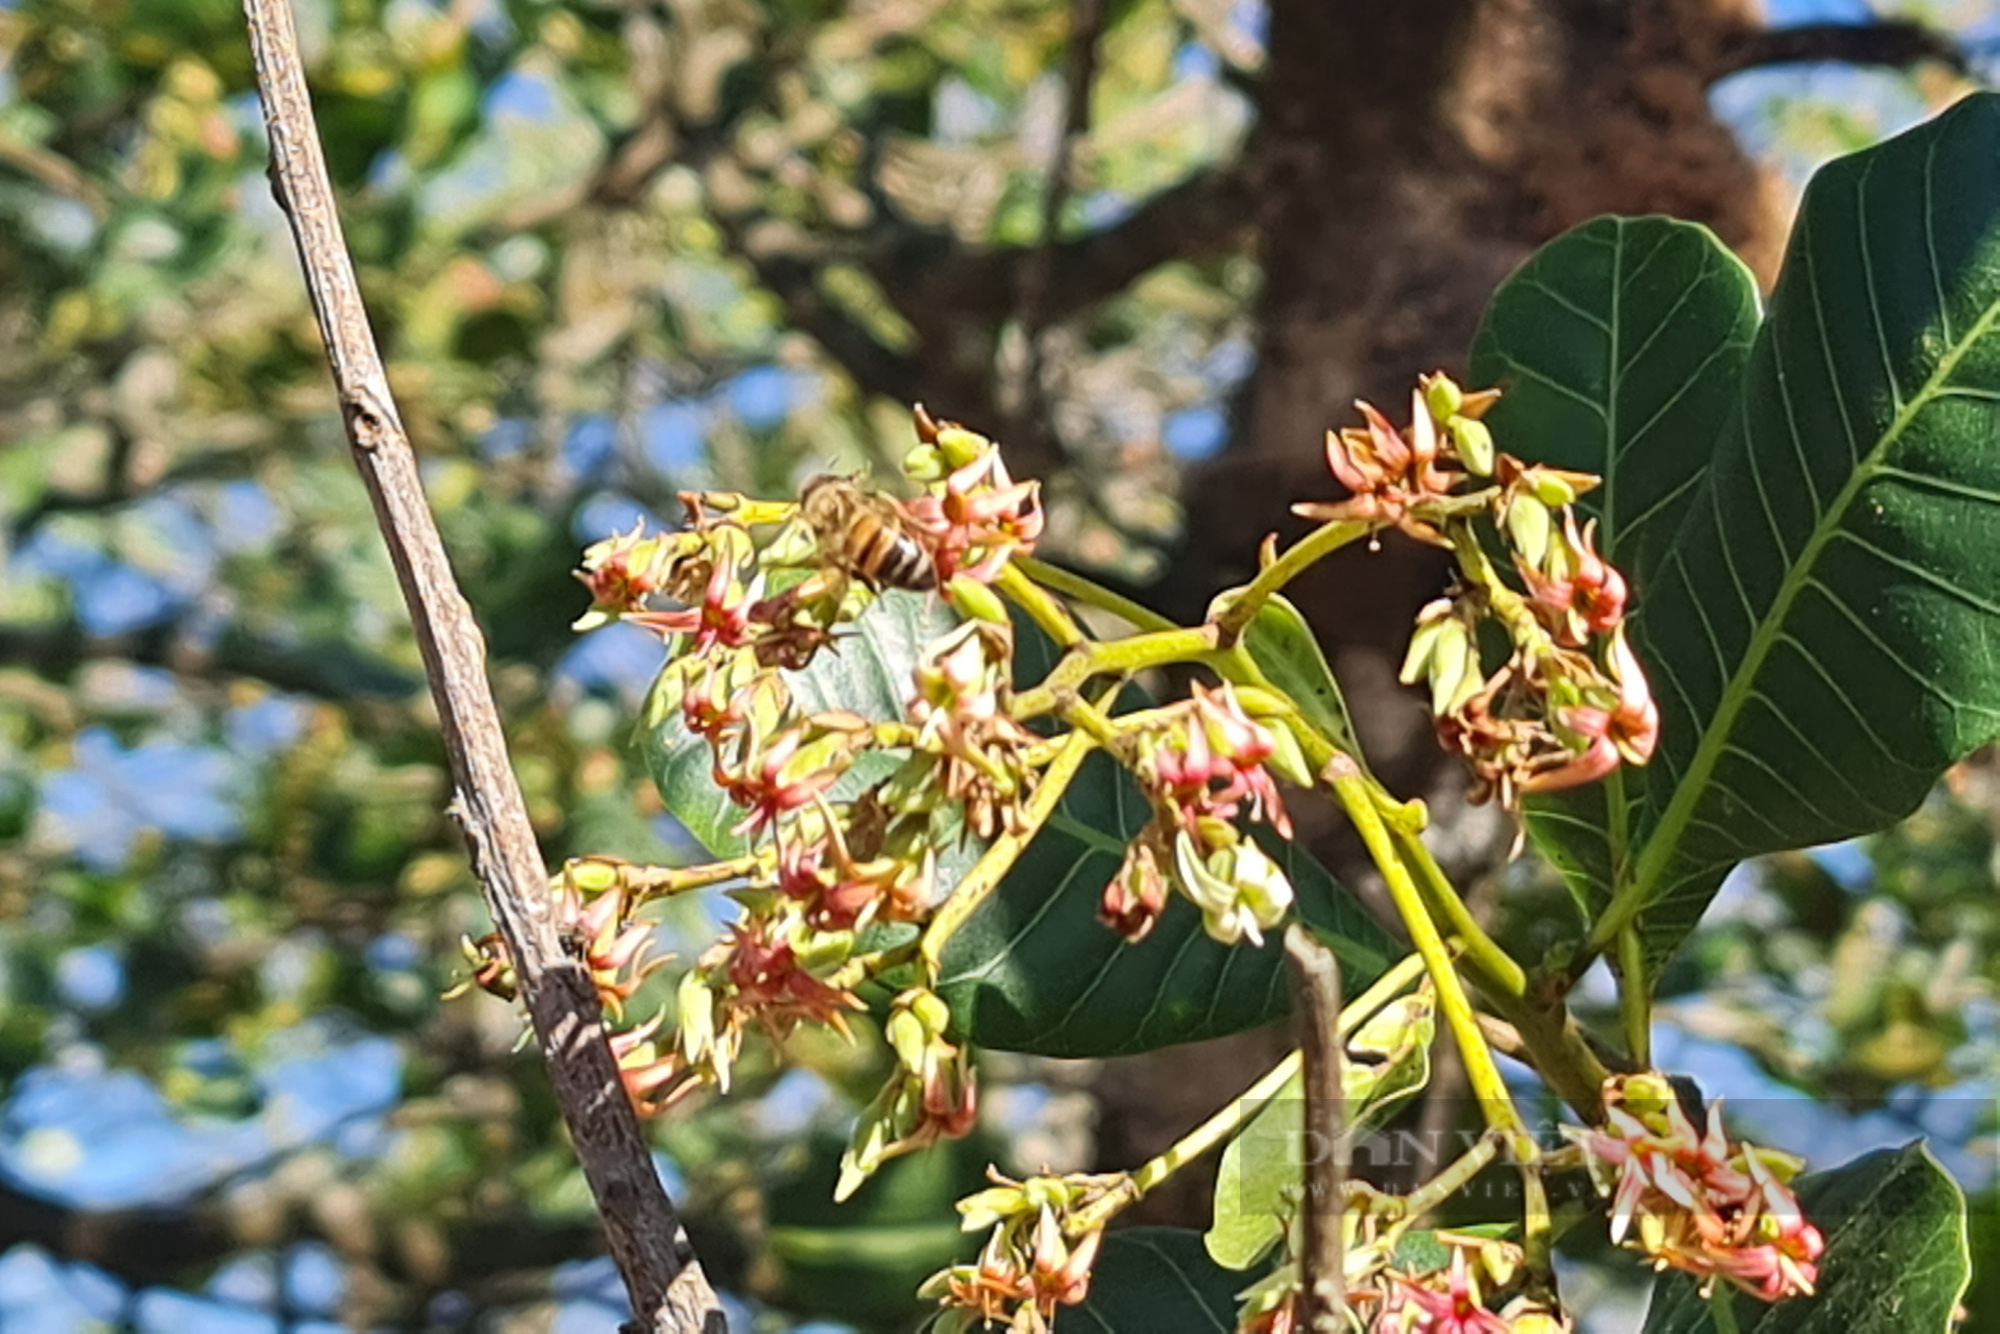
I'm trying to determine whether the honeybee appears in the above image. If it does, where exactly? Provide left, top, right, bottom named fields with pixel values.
left=798, top=475, right=938, bottom=592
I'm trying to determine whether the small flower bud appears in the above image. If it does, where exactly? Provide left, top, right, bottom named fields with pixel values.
left=910, top=988, right=953, bottom=1035
left=1525, top=466, right=1593, bottom=507
left=1421, top=371, right=1463, bottom=423
left=1506, top=492, right=1554, bottom=569
left=935, top=426, right=990, bottom=467
left=886, top=1003, right=930, bottom=1072
left=1401, top=602, right=1483, bottom=718
left=1263, top=720, right=1314, bottom=788
left=904, top=443, right=947, bottom=482
left=945, top=574, right=1010, bottom=623
left=677, top=971, right=717, bottom=1061
left=1451, top=416, right=1496, bottom=476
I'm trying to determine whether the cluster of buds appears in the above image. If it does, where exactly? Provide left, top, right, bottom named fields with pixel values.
left=839, top=989, right=980, bottom=1199
left=1296, top=373, right=1658, bottom=807
left=1295, top=373, right=1496, bottom=544
left=556, top=414, right=1051, bottom=1156
left=1566, top=1074, right=1823, bottom=1302
left=904, top=407, right=1046, bottom=584
left=900, top=619, right=1042, bottom=840
left=1105, top=684, right=1305, bottom=944
left=578, top=520, right=843, bottom=671
left=614, top=907, right=869, bottom=1116
left=921, top=1170, right=1119, bottom=1333
left=1235, top=1215, right=1570, bottom=1334
left=445, top=858, right=667, bottom=1020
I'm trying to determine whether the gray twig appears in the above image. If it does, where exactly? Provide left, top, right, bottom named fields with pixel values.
left=237, top=2, right=726, bottom=1329
left=1284, top=925, right=1347, bottom=1332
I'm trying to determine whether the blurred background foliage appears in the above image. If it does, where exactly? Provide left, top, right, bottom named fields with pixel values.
left=0, top=0, right=1995, bottom=1330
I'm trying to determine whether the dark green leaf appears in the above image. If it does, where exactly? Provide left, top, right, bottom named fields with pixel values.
left=1470, top=215, right=1761, bottom=597
left=938, top=795, right=1397, bottom=1056
left=1641, top=1143, right=1970, bottom=1334
left=764, top=1130, right=989, bottom=1329
left=1468, top=215, right=1761, bottom=932
left=1070, top=1227, right=1251, bottom=1333
left=1480, top=96, right=2000, bottom=969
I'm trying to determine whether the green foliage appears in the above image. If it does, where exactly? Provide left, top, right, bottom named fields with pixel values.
left=1070, top=1227, right=1255, bottom=1331
left=1470, top=216, right=1762, bottom=603
left=1474, top=96, right=2000, bottom=976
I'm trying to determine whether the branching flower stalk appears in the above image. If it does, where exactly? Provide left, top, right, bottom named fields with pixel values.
left=916, top=727, right=1097, bottom=974
left=1067, top=950, right=1431, bottom=1235
left=435, top=377, right=1829, bottom=1334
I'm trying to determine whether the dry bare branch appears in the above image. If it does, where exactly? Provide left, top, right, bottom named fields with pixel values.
left=237, top=1, right=727, bottom=1329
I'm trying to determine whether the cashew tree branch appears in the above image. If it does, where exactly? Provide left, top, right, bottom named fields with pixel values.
left=237, top=1, right=725, bottom=1329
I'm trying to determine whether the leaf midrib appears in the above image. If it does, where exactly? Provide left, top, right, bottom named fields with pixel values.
left=1623, top=243, right=2000, bottom=914
left=1598, top=220, right=1635, bottom=882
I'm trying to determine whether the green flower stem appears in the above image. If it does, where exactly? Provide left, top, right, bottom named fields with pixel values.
left=1010, top=626, right=1224, bottom=720
left=994, top=561, right=1086, bottom=648
left=1585, top=891, right=1643, bottom=962
left=1217, top=650, right=1596, bottom=1127
left=1616, top=926, right=1652, bottom=1067
left=1211, top=519, right=1371, bottom=644
left=1518, top=1156, right=1553, bottom=1276
left=825, top=938, right=920, bottom=992
left=1326, top=762, right=1527, bottom=1142
left=1386, top=818, right=1527, bottom=1001
left=1227, top=656, right=1533, bottom=1009
left=1506, top=999, right=1614, bottom=1123
left=1050, top=691, right=1127, bottom=749
left=1025, top=614, right=1600, bottom=1126
left=617, top=853, right=769, bottom=902
left=1383, top=1133, right=1501, bottom=1223
left=916, top=729, right=1097, bottom=976
left=1015, top=556, right=1178, bottom=633
left=1069, top=950, right=1431, bottom=1235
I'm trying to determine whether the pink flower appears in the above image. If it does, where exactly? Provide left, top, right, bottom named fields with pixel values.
left=1294, top=391, right=1459, bottom=544
left=1568, top=1075, right=1823, bottom=1302
left=903, top=447, right=1044, bottom=583
left=1516, top=513, right=1628, bottom=646
left=777, top=825, right=933, bottom=930
left=1140, top=683, right=1293, bottom=838
left=720, top=917, right=867, bottom=1042
left=715, top=714, right=862, bottom=843
left=1373, top=1248, right=1511, bottom=1334
left=628, top=550, right=759, bottom=652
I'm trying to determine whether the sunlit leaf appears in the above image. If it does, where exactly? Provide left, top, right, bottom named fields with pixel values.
left=1474, top=96, right=2000, bottom=971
